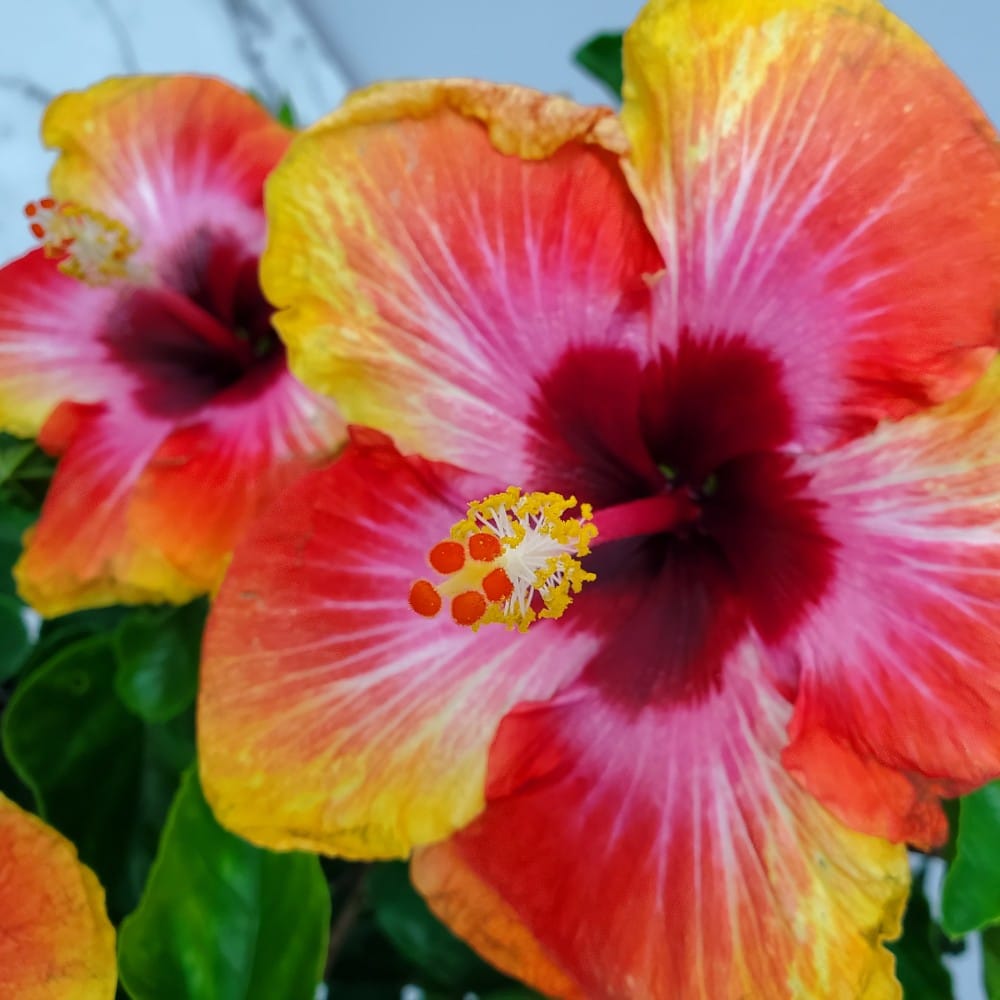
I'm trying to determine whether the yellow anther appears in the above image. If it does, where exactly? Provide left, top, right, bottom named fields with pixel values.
left=25, top=198, right=138, bottom=286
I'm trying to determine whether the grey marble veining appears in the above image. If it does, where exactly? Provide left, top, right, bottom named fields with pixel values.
left=0, top=0, right=351, bottom=261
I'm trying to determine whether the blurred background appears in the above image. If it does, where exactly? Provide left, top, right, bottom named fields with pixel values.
left=0, top=2, right=995, bottom=996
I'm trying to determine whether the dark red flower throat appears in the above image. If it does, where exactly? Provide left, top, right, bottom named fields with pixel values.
left=531, top=333, right=837, bottom=706
left=104, top=229, right=283, bottom=418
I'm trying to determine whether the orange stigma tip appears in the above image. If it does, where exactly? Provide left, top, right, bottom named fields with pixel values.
left=482, top=567, right=513, bottom=602
left=408, top=579, right=442, bottom=618
left=468, top=532, right=502, bottom=561
left=23, top=197, right=54, bottom=218
left=452, top=591, right=487, bottom=626
left=429, top=539, right=465, bottom=574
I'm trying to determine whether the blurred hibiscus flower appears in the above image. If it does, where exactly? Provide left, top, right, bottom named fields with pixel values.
left=199, top=0, right=1000, bottom=996
left=0, top=794, right=115, bottom=999
left=0, top=75, right=344, bottom=615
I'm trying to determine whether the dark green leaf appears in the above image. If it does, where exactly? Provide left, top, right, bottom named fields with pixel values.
left=0, top=432, right=55, bottom=509
left=1, top=634, right=192, bottom=918
left=118, top=769, right=330, bottom=1000
left=114, top=600, right=206, bottom=722
left=0, top=594, right=31, bottom=682
left=573, top=32, right=624, bottom=100
left=479, top=990, right=545, bottom=1000
left=26, top=605, right=133, bottom=670
left=943, top=782, right=1000, bottom=934
left=0, top=497, right=32, bottom=597
left=983, top=925, right=1000, bottom=997
left=0, top=750, right=32, bottom=808
left=889, top=864, right=954, bottom=999
left=368, top=862, right=509, bottom=992
left=322, top=876, right=418, bottom=993
left=323, top=986, right=401, bottom=1000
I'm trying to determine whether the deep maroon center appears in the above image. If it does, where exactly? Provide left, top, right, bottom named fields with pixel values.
left=102, top=228, right=283, bottom=417
left=529, top=332, right=836, bottom=708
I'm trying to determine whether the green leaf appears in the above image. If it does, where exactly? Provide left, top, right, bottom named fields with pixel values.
left=0, top=497, right=32, bottom=597
left=943, top=782, right=1000, bottom=934
left=0, top=432, right=55, bottom=509
left=888, top=865, right=954, bottom=999
left=0, top=436, right=34, bottom=484
left=984, top=925, right=1000, bottom=997
left=573, top=32, right=624, bottom=100
left=246, top=89, right=297, bottom=127
left=1, top=634, right=192, bottom=918
left=367, top=862, right=509, bottom=992
left=276, top=97, right=297, bottom=127
left=118, top=769, right=330, bottom=1000
left=114, top=600, right=206, bottom=722
left=0, top=594, right=31, bottom=682
left=476, top=989, right=545, bottom=1000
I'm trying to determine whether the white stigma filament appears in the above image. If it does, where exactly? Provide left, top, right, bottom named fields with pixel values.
left=476, top=498, right=592, bottom=625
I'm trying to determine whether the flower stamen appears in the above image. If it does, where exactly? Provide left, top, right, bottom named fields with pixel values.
left=25, top=197, right=139, bottom=286
left=408, top=579, right=442, bottom=618
left=408, top=487, right=597, bottom=632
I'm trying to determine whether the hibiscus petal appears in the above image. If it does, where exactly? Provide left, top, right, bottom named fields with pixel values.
left=785, top=358, right=1000, bottom=848
left=414, top=641, right=908, bottom=999
left=0, top=795, right=116, bottom=1000
left=198, top=431, right=601, bottom=856
left=0, top=250, right=123, bottom=438
left=14, top=405, right=195, bottom=616
left=622, top=0, right=1000, bottom=446
left=129, top=357, right=344, bottom=594
left=263, top=80, right=663, bottom=481
left=412, top=844, right=584, bottom=999
left=43, top=75, right=291, bottom=268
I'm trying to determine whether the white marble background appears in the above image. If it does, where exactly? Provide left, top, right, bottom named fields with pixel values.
left=0, top=0, right=350, bottom=261
left=0, top=2, right=995, bottom=997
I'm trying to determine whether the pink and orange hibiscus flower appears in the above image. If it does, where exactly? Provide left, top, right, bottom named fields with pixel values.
left=0, top=0, right=993, bottom=997
left=199, top=0, right=1000, bottom=995
left=0, top=75, right=344, bottom=616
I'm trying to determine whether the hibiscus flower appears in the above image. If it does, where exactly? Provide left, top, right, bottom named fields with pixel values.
left=0, top=75, right=344, bottom=615
left=0, top=794, right=115, bottom=998
left=198, top=0, right=1000, bottom=995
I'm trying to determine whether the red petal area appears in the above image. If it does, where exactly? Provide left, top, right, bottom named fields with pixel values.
left=13, top=404, right=190, bottom=615
left=264, top=81, right=663, bottom=483
left=624, top=0, right=1000, bottom=447
left=43, top=76, right=291, bottom=273
left=414, top=643, right=908, bottom=999
left=785, top=361, right=1000, bottom=848
left=0, top=250, right=127, bottom=438
left=130, top=357, right=344, bottom=592
left=198, top=431, right=601, bottom=857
